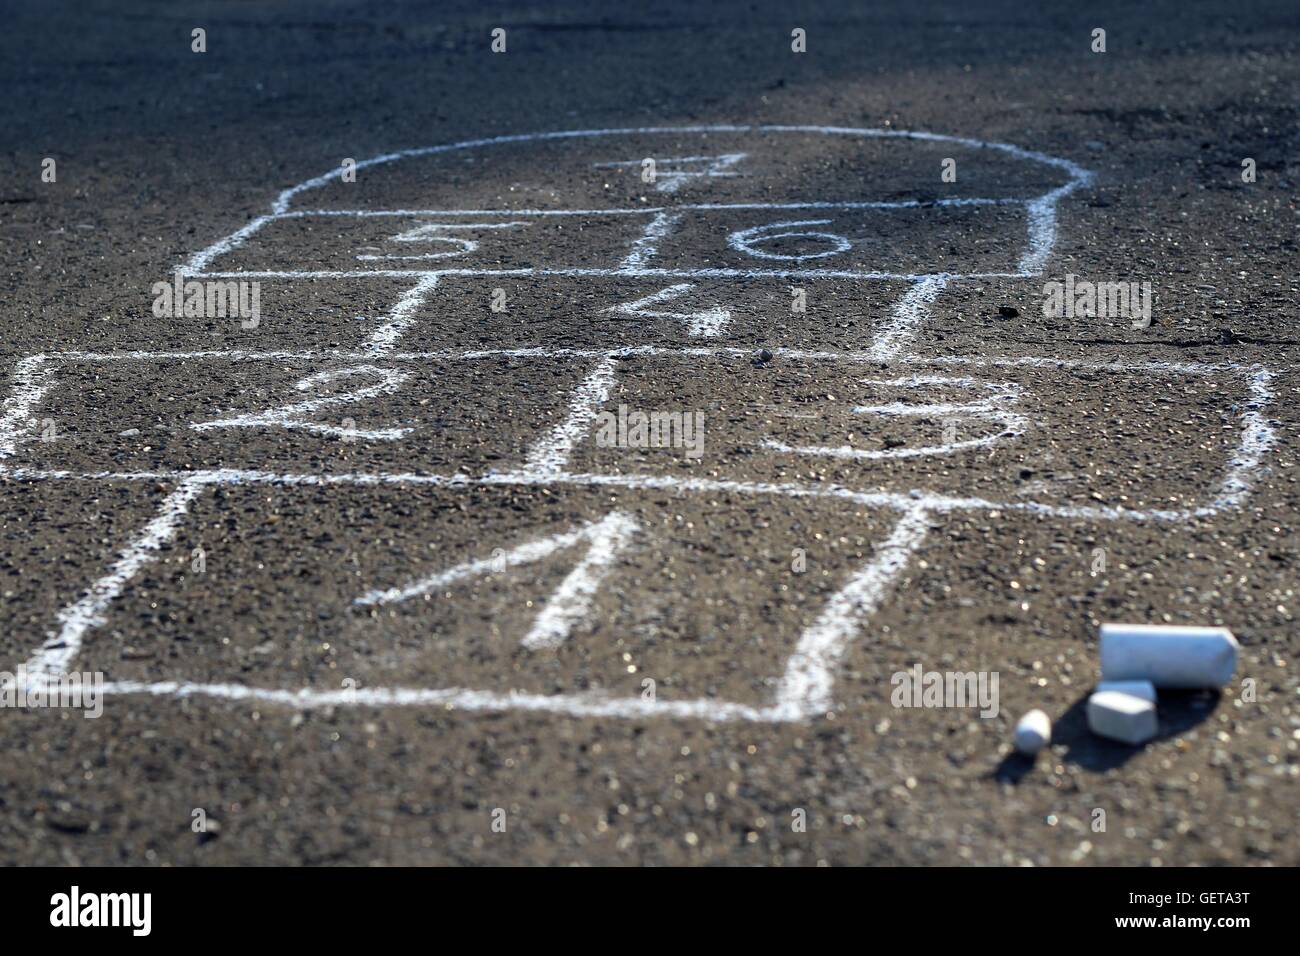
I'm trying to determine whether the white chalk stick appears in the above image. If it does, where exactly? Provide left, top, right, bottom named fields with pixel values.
left=1087, top=690, right=1158, bottom=745
left=1013, top=709, right=1051, bottom=756
left=1095, top=679, right=1156, bottom=703
left=1099, top=623, right=1238, bottom=688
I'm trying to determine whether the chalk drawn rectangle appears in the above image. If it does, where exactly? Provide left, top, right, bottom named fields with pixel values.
left=82, top=483, right=910, bottom=713
left=567, top=353, right=1267, bottom=517
left=641, top=204, right=1028, bottom=277
left=195, top=211, right=662, bottom=277
left=0, top=350, right=1271, bottom=524
left=0, top=353, right=598, bottom=479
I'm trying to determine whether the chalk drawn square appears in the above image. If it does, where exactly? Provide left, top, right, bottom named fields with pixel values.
left=77, top=484, right=912, bottom=719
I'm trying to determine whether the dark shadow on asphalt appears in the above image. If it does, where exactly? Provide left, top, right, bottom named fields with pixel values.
left=994, top=688, right=1222, bottom=783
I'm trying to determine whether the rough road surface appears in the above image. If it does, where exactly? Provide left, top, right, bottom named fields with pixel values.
left=1, top=0, right=1297, bottom=865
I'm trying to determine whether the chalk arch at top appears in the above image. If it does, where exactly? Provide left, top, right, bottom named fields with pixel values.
left=270, top=126, right=1091, bottom=214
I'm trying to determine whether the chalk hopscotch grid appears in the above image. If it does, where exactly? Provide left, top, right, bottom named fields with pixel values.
left=3, top=126, right=1273, bottom=721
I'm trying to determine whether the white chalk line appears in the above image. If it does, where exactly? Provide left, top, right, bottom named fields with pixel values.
left=185, top=215, right=276, bottom=274
left=286, top=198, right=1022, bottom=218
left=518, top=356, right=619, bottom=477
left=772, top=505, right=930, bottom=718
left=9, top=478, right=206, bottom=689
left=851, top=371, right=1022, bottom=406
left=619, top=211, right=682, bottom=271
left=389, top=221, right=530, bottom=239
left=1204, top=367, right=1276, bottom=515
left=867, top=275, right=950, bottom=362
left=0, top=461, right=1249, bottom=525
left=4, top=347, right=1261, bottom=374
left=363, top=273, right=439, bottom=353
left=186, top=267, right=1031, bottom=282
left=0, top=355, right=53, bottom=459
left=1018, top=185, right=1082, bottom=276
left=94, top=680, right=783, bottom=720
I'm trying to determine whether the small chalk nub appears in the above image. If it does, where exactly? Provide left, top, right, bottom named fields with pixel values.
left=1013, top=709, right=1051, bottom=756
left=1095, top=679, right=1156, bottom=703
left=1087, top=690, right=1158, bottom=745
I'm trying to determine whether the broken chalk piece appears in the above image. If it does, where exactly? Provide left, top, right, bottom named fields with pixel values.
left=1095, top=679, right=1157, bottom=703
left=1087, top=690, right=1158, bottom=745
left=1013, top=709, right=1051, bottom=756
left=1099, top=624, right=1238, bottom=689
